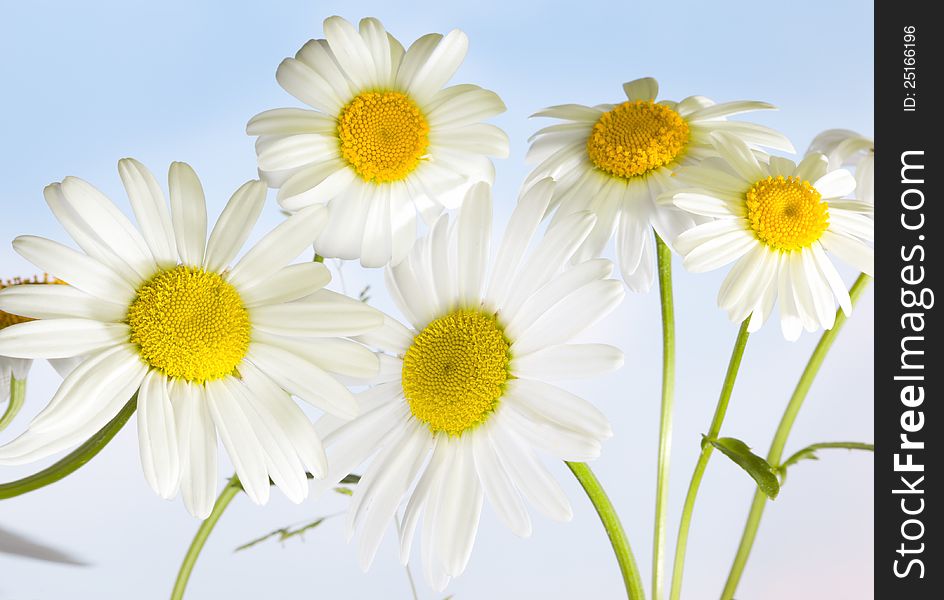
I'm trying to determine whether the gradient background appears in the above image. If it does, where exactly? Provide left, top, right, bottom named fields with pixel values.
left=0, top=1, right=874, bottom=598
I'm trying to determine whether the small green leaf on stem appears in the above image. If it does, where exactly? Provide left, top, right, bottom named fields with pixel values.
left=778, top=442, right=874, bottom=483
left=235, top=517, right=330, bottom=553
left=709, top=437, right=780, bottom=500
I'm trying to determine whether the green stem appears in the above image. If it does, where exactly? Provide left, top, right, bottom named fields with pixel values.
left=721, top=274, right=871, bottom=600
left=171, top=475, right=241, bottom=600
left=0, top=395, right=137, bottom=499
left=652, top=233, right=676, bottom=600
left=669, top=320, right=750, bottom=600
left=0, top=376, right=27, bottom=432
left=567, top=461, right=646, bottom=599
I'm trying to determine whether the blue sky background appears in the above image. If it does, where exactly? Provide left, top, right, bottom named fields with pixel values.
left=1, top=1, right=873, bottom=598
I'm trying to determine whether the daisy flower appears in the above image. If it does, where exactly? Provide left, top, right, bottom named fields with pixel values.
left=0, top=159, right=382, bottom=517
left=666, top=132, right=874, bottom=340
left=808, top=129, right=874, bottom=204
left=248, top=16, right=509, bottom=267
left=309, top=179, right=624, bottom=590
left=1, top=276, right=80, bottom=431
left=526, top=76, right=794, bottom=292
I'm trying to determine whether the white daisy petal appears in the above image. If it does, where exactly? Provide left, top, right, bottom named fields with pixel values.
left=173, top=381, right=219, bottom=519
left=471, top=427, right=532, bottom=537
left=682, top=230, right=756, bottom=273
left=399, top=437, right=448, bottom=562
left=294, top=39, right=356, bottom=102
left=0, top=284, right=126, bottom=322
left=275, top=57, right=345, bottom=114
left=820, top=230, right=874, bottom=276
left=358, top=17, right=393, bottom=85
left=323, top=15, right=377, bottom=90
left=457, top=182, right=491, bottom=304
left=426, top=85, right=506, bottom=129
left=168, top=162, right=208, bottom=267
left=434, top=440, right=484, bottom=577
left=777, top=255, right=803, bottom=341
left=814, top=169, right=857, bottom=199
left=137, top=369, right=180, bottom=499
left=240, top=361, right=327, bottom=478
left=229, top=377, right=309, bottom=504
left=795, top=153, right=829, bottom=183
left=811, top=242, right=852, bottom=316
left=250, top=297, right=381, bottom=338
left=512, top=278, right=624, bottom=362
left=13, top=235, right=136, bottom=303
left=361, top=185, right=394, bottom=268
left=203, top=180, right=267, bottom=272
left=353, top=423, right=431, bottom=569
left=228, top=205, right=327, bottom=290
left=505, top=259, right=613, bottom=338
left=118, top=158, right=178, bottom=267
left=485, top=177, right=555, bottom=306
left=710, top=132, right=765, bottom=182
left=58, top=177, right=157, bottom=280
left=687, top=100, right=775, bottom=122
left=0, top=319, right=128, bottom=360
left=511, top=343, right=623, bottom=380
left=490, top=419, right=573, bottom=521
left=246, top=108, right=337, bottom=136
left=622, top=77, right=659, bottom=101
left=248, top=342, right=359, bottom=419
left=501, top=403, right=602, bottom=462
left=28, top=343, right=145, bottom=433
left=405, top=29, right=469, bottom=104
left=240, top=262, right=331, bottom=307
left=506, top=378, right=612, bottom=439
left=205, top=379, right=270, bottom=506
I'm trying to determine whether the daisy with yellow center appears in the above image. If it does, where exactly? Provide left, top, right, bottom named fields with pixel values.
left=1, top=276, right=79, bottom=432
left=809, top=128, right=874, bottom=204
left=306, top=180, right=624, bottom=590
left=248, top=16, right=510, bottom=267
left=0, top=159, right=383, bottom=517
left=665, top=132, right=874, bottom=340
left=526, top=77, right=794, bottom=292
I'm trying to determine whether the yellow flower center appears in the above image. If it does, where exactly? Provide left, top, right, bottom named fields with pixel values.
left=745, top=176, right=830, bottom=252
left=586, top=100, right=690, bottom=179
left=0, top=275, right=63, bottom=330
left=126, top=266, right=251, bottom=383
left=337, top=91, right=430, bottom=183
left=401, top=309, right=511, bottom=437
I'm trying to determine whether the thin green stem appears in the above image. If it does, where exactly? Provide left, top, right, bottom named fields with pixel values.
left=669, top=320, right=750, bottom=600
left=171, top=475, right=241, bottom=600
left=652, top=233, right=676, bottom=600
left=567, top=461, right=646, bottom=599
left=721, top=274, right=871, bottom=600
left=0, top=395, right=137, bottom=499
left=0, top=376, right=27, bottom=432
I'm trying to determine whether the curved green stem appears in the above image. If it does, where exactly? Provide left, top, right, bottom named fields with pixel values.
left=721, top=274, right=871, bottom=600
left=652, top=233, right=676, bottom=600
left=669, top=320, right=750, bottom=600
left=567, top=461, right=646, bottom=599
left=0, top=395, right=137, bottom=499
left=171, top=475, right=241, bottom=600
left=0, top=376, right=27, bottom=432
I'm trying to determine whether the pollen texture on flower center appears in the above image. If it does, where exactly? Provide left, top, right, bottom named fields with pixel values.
left=745, top=175, right=829, bottom=251
left=401, top=309, right=511, bottom=436
left=127, top=266, right=251, bottom=383
left=586, top=100, right=690, bottom=179
left=337, top=91, right=430, bottom=183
